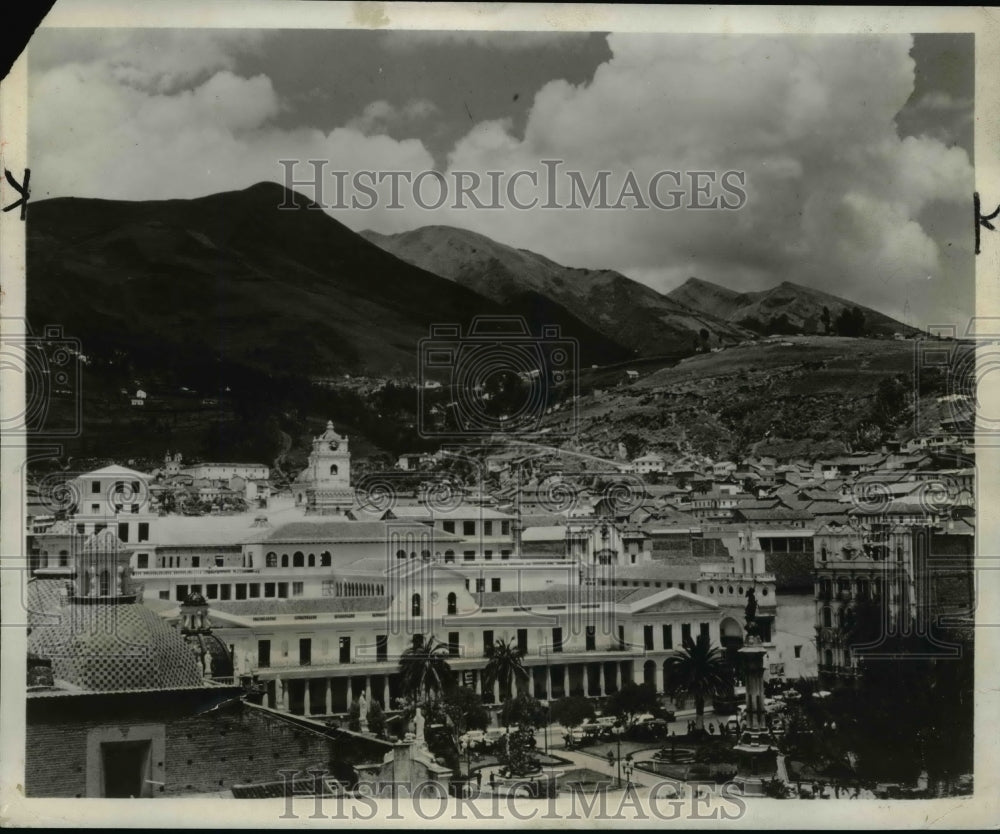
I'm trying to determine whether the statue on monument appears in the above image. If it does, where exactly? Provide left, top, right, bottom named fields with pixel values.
left=744, top=587, right=760, bottom=641
left=358, top=691, right=369, bottom=732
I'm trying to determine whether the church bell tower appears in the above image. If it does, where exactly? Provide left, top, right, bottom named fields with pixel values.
left=303, top=421, right=355, bottom=514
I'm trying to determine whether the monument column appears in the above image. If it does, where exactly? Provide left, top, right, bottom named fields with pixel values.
left=732, top=588, right=779, bottom=796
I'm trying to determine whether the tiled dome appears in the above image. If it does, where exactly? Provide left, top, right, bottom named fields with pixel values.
left=28, top=602, right=204, bottom=692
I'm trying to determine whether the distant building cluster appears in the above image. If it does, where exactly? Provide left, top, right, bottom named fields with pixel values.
left=23, top=412, right=974, bottom=796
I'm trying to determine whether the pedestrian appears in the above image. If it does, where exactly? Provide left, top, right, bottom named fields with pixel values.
left=476, top=770, right=482, bottom=789
left=708, top=722, right=715, bottom=735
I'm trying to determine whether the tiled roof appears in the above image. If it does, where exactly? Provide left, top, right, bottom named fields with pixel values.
left=388, top=505, right=514, bottom=520
left=733, top=507, right=814, bottom=521
left=261, top=520, right=460, bottom=543
left=28, top=594, right=205, bottom=692
left=210, top=596, right=388, bottom=616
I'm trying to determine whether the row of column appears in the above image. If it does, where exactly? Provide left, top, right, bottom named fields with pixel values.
left=273, top=659, right=669, bottom=716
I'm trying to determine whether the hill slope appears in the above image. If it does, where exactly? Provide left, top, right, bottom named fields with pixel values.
left=361, top=225, right=751, bottom=355
left=667, top=277, right=916, bottom=337
left=27, top=182, right=629, bottom=381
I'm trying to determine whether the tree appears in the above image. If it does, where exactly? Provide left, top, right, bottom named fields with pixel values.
left=663, top=634, right=733, bottom=731
left=397, top=635, right=454, bottom=702
left=834, top=306, right=866, bottom=337
left=500, top=692, right=548, bottom=730
left=604, top=681, right=659, bottom=727
left=821, top=306, right=831, bottom=335
left=482, top=638, right=529, bottom=703
left=441, top=686, right=490, bottom=736
left=496, top=724, right=541, bottom=777
left=550, top=696, right=595, bottom=729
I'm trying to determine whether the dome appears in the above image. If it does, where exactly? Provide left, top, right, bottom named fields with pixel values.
left=28, top=602, right=204, bottom=692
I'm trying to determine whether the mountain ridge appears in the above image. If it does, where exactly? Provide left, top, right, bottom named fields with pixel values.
left=360, top=225, right=753, bottom=355
left=666, top=276, right=917, bottom=337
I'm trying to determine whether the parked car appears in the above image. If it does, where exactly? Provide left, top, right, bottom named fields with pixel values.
left=629, top=719, right=670, bottom=741
left=460, top=730, right=485, bottom=748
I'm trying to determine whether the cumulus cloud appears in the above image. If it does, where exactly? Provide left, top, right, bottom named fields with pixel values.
left=28, top=32, right=434, bottom=208
left=418, top=33, right=973, bottom=324
left=27, top=30, right=972, bottom=325
left=347, top=98, right=440, bottom=134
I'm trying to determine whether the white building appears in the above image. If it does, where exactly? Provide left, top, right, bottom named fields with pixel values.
left=633, top=453, right=667, bottom=474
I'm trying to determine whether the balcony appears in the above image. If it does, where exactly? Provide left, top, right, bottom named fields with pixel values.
left=700, top=571, right=776, bottom=583
left=133, top=567, right=260, bottom=577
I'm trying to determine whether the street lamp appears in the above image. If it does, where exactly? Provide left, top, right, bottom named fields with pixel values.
left=460, top=738, right=472, bottom=786
left=612, top=723, right=624, bottom=787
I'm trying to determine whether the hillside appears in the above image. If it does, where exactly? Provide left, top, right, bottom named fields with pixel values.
left=532, top=337, right=941, bottom=462
left=667, top=277, right=917, bottom=338
left=25, top=182, right=633, bottom=466
left=361, top=225, right=751, bottom=355
left=27, top=182, right=628, bottom=382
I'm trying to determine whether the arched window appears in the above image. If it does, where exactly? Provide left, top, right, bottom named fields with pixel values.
left=421, top=550, right=431, bottom=560
left=822, top=607, right=832, bottom=627
left=330, top=464, right=339, bottom=476
left=412, top=593, right=422, bottom=617
left=397, top=549, right=407, bottom=560
left=821, top=546, right=828, bottom=562
left=266, top=552, right=278, bottom=568
left=410, top=551, right=417, bottom=559
left=444, top=550, right=455, bottom=564
left=308, top=553, right=315, bottom=567
left=58, top=550, right=69, bottom=567
left=447, top=592, right=457, bottom=615
left=281, top=554, right=289, bottom=568
left=321, top=551, right=331, bottom=567
left=293, top=551, right=304, bottom=568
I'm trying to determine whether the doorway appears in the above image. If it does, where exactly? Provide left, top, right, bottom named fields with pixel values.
left=101, top=740, right=151, bottom=797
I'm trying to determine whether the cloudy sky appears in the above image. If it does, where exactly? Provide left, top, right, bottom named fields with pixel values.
left=28, top=29, right=974, bottom=327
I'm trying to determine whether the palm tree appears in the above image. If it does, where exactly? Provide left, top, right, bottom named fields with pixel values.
left=398, top=635, right=454, bottom=702
left=664, top=633, right=732, bottom=731
left=482, top=638, right=529, bottom=706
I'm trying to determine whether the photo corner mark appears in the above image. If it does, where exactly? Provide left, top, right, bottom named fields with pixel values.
left=3, top=167, right=30, bottom=221
left=974, top=191, right=999, bottom=255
